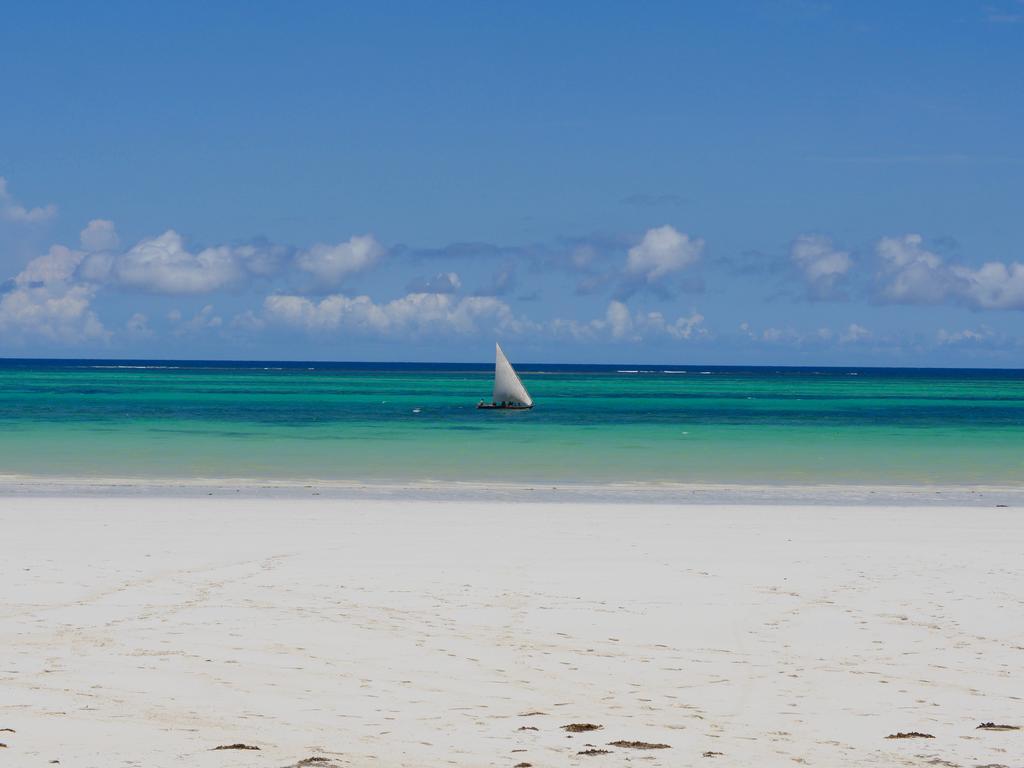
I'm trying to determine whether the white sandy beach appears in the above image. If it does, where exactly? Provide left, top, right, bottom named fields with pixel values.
left=1, top=495, right=1022, bottom=767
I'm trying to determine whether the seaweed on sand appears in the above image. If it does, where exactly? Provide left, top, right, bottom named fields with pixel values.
left=884, top=732, right=934, bottom=739
left=562, top=723, right=602, bottom=732
left=213, top=743, right=261, bottom=750
left=608, top=740, right=671, bottom=749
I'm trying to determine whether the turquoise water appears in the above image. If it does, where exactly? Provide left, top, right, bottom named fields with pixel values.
left=1, top=360, right=1023, bottom=485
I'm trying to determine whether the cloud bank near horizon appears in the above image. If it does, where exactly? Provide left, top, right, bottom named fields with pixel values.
left=1, top=177, right=1022, bottom=363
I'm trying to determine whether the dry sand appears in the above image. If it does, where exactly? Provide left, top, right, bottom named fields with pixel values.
left=0, top=496, right=1021, bottom=767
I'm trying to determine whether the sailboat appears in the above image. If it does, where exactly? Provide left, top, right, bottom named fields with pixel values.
left=477, top=343, right=534, bottom=410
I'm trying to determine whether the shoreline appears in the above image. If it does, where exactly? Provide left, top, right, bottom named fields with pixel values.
left=1, top=472, right=1023, bottom=506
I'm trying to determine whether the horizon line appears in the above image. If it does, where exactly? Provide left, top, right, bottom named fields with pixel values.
left=0, top=356, right=1022, bottom=373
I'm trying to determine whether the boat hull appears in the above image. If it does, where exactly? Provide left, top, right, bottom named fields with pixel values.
left=477, top=403, right=533, bottom=410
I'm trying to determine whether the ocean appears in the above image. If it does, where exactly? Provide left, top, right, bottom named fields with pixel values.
left=1, top=359, right=1022, bottom=486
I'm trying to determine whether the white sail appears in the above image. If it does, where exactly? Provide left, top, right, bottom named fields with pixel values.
left=492, top=343, right=532, bottom=406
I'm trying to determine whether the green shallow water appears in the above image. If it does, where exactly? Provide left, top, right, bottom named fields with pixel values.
left=1, top=360, right=1023, bottom=485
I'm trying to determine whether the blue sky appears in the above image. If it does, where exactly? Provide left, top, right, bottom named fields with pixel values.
left=1, top=0, right=1022, bottom=364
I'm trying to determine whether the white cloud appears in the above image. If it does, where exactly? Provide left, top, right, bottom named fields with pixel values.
left=125, top=312, right=153, bottom=338
left=741, top=324, right=809, bottom=344
left=638, top=308, right=706, bottom=340
left=877, top=234, right=1024, bottom=310
left=295, top=234, right=384, bottom=285
left=936, top=327, right=993, bottom=345
left=605, top=300, right=633, bottom=339
left=877, top=234, right=952, bottom=303
left=0, top=246, right=107, bottom=343
left=570, top=244, right=597, bottom=269
left=231, top=242, right=283, bottom=278
left=0, top=284, right=105, bottom=343
left=110, top=231, right=245, bottom=293
left=474, top=267, right=516, bottom=297
left=171, top=304, right=223, bottom=335
left=78, top=251, right=114, bottom=282
left=80, top=219, right=119, bottom=251
left=13, top=244, right=83, bottom=286
left=553, top=300, right=706, bottom=343
left=265, top=292, right=705, bottom=346
left=231, top=309, right=266, bottom=332
left=839, top=323, right=871, bottom=343
left=625, top=225, right=703, bottom=282
left=952, top=261, right=1024, bottom=310
left=264, top=291, right=518, bottom=337
left=739, top=322, right=863, bottom=346
left=791, top=234, right=851, bottom=297
left=89, top=230, right=280, bottom=293
left=407, top=271, right=461, bottom=294
left=0, top=177, right=56, bottom=223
